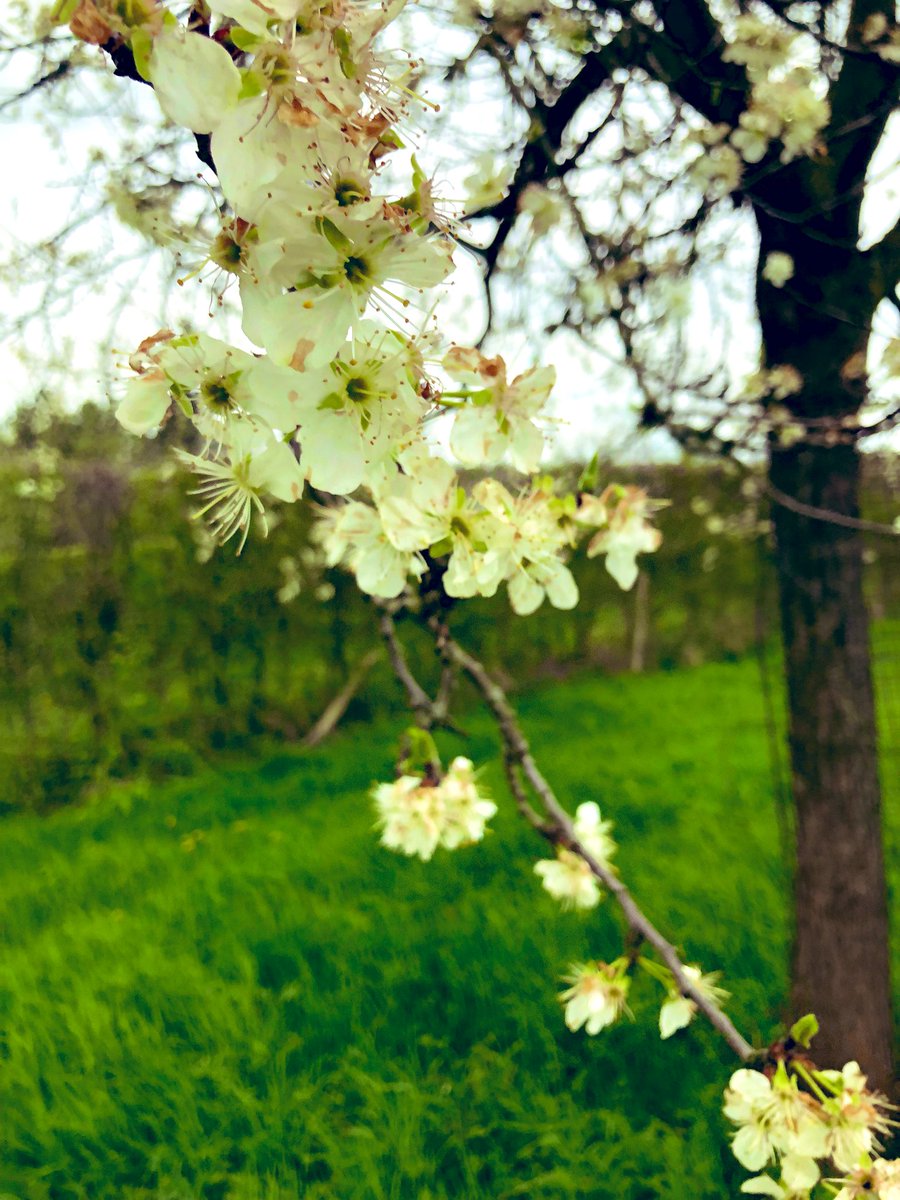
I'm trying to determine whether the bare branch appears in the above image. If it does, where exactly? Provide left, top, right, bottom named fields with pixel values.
left=376, top=605, right=465, bottom=735
left=765, top=478, right=900, bottom=536
left=378, top=607, right=438, bottom=728
left=0, top=58, right=70, bottom=111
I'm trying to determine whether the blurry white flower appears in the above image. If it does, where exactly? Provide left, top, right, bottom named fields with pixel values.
left=462, top=152, right=511, bottom=213
left=763, top=253, right=795, bottom=288
left=535, top=848, right=602, bottom=909
left=560, top=959, right=631, bottom=1034
left=372, top=757, right=496, bottom=860
left=659, top=965, right=728, bottom=1039
left=577, top=486, right=664, bottom=591
left=534, top=803, right=616, bottom=911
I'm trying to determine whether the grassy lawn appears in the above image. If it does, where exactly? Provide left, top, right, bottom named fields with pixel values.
left=1, top=653, right=896, bottom=1200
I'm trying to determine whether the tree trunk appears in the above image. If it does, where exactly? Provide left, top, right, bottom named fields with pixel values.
left=769, top=439, right=894, bottom=1088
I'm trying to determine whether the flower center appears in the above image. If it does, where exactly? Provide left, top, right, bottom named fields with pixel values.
left=210, top=232, right=244, bottom=273
left=200, top=379, right=234, bottom=412
left=334, top=178, right=367, bottom=207
left=343, top=255, right=371, bottom=286
left=345, top=376, right=371, bottom=403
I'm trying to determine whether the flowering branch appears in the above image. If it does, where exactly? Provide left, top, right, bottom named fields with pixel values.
left=424, top=611, right=756, bottom=1062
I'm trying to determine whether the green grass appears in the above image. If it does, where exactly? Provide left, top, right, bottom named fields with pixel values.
left=0, top=655, right=896, bottom=1200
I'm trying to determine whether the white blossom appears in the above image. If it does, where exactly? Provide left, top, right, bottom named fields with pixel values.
left=462, top=152, right=511, bottom=213
left=149, top=26, right=241, bottom=133
left=373, top=773, right=446, bottom=861
left=373, top=757, right=496, bottom=860
left=438, top=757, right=498, bottom=849
left=658, top=965, right=728, bottom=1039
left=444, top=346, right=552, bottom=473
left=835, top=1158, right=900, bottom=1199
left=535, top=848, right=602, bottom=909
left=115, top=370, right=172, bottom=435
left=313, top=501, right=421, bottom=598
left=177, top=431, right=304, bottom=552
left=559, top=959, right=631, bottom=1034
left=577, top=486, right=664, bottom=591
left=110, top=0, right=666, bottom=579
left=534, top=803, right=615, bottom=909
left=518, top=183, right=567, bottom=235
left=722, top=15, right=797, bottom=81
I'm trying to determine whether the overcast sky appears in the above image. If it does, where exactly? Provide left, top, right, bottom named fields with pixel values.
left=2, top=12, right=899, bottom=462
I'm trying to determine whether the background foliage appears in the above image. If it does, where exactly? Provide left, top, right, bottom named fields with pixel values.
left=3, top=399, right=898, bottom=813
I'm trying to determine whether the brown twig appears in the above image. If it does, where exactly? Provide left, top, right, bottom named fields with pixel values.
left=765, top=479, right=900, bottom=537
left=427, top=613, right=755, bottom=1061
left=376, top=605, right=465, bottom=736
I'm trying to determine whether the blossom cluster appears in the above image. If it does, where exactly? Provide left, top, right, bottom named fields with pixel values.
left=861, top=13, right=900, bottom=64
left=65, top=0, right=663, bottom=606
left=724, top=1059, right=896, bottom=1198
left=657, top=964, right=728, bottom=1039
left=722, top=16, right=829, bottom=165
left=372, top=755, right=496, bottom=860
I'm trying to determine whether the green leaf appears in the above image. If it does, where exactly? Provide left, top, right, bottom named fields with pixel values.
left=237, top=69, right=265, bottom=101
left=378, top=129, right=405, bottom=151
left=789, top=1013, right=819, bottom=1048
left=410, top=154, right=427, bottom=191
left=636, top=956, right=673, bottom=986
left=577, top=452, right=600, bottom=494
left=402, top=726, right=439, bottom=775
left=50, top=0, right=79, bottom=25
left=130, top=28, right=153, bottom=81
left=317, top=393, right=346, bottom=411
left=332, top=26, right=356, bottom=79
left=228, top=26, right=262, bottom=51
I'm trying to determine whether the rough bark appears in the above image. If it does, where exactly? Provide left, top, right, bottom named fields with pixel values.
left=769, top=438, right=894, bottom=1089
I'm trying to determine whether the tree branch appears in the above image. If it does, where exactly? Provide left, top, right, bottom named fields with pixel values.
left=765, top=478, right=900, bottom=536
left=427, top=613, right=756, bottom=1061
left=377, top=605, right=464, bottom=734
left=0, top=58, right=70, bottom=111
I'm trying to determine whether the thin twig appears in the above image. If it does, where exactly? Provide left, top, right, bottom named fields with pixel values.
left=766, top=480, right=900, bottom=537
left=376, top=605, right=466, bottom=736
left=433, top=663, right=457, bottom=723
left=428, top=614, right=755, bottom=1062
left=377, top=608, right=437, bottom=729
